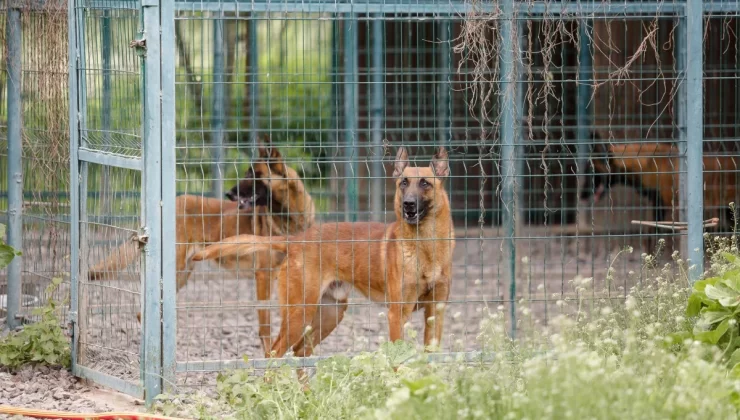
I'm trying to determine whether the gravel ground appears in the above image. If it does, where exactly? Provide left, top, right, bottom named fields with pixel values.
left=0, top=363, right=143, bottom=419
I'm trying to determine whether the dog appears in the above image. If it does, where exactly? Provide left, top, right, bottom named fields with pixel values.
left=580, top=141, right=739, bottom=246
left=191, top=146, right=455, bottom=361
left=87, top=146, right=315, bottom=352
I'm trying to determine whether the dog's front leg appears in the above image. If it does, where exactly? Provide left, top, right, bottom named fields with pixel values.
left=387, top=278, right=405, bottom=343
left=421, top=281, right=450, bottom=350
left=255, top=250, right=275, bottom=354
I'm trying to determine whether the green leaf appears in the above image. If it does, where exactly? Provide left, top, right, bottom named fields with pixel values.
left=730, top=362, right=740, bottom=378
left=695, top=319, right=732, bottom=344
left=687, top=293, right=705, bottom=317
left=729, top=346, right=740, bottom=368
left=724, top=252, right=740, bottom=265
left=700, top=309, right=734, bottom=326
left=705, top=284, right=740, bottom=307
left=666, top=331, right=693, bottom=346
left=380, top=340, right=417, bottom=367
left=723, top=275, right=740, bottom=293
left=0, top=243, right=22, bottom=270
left=694, top=277, right=721, bottom=293
left=402, top=376, right=448, bottom=396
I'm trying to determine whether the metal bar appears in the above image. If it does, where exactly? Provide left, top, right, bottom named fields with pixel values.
left=343, top=16, right=359, bottom=222
left=211, top=15, right=225, bottom=198
left=140, top=0, right=164, bottom=404
left=88, top=0, right=740, bottom=14
left=370, top=17, right=384, bottom=222
left=77, top=5, right=89, bottom=148
left=500, top=0, right=519, bottom=338
left=76, top=366, right=144, bottom=399
left=160, top=0, right=177, bottom=394
left=162, top=1, right=689, bottom=15
left=684, top=0, right=704, bottom=281
left=576, top=20, right=593, bottom=222
left=248, top=16, right=259, bottom=155
left=176, top=351, right=497, bottom=372
left=677, top=17, right=688, bottom=265
left=67, top=0, right=82, bottom=376
left=78, top=149, right=143, bottom=171
left=75, top=0, right=91, bottom=376
left=101, top=10, right=112, bottom=214
left=5, top=6, right=22, bottom=331
left=438, top=20, right=452, bottom=149
left=329, top=19, right=340, bottom=211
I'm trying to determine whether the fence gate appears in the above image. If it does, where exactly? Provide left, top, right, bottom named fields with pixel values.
left=68, top=0, right=175, bottom=403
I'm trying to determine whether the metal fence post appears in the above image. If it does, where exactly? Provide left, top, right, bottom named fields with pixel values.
left=75, top=0, right=91, bottom=372
left=680, top=0, right=704, bottom=282
left=576, top=19, right=593, bottom=224
left=211, top=15, right=225, bottom=199
left=343, top=16, right=358, bottom=222
left=161, top=0, right=177, bottom=393
left=141, top=0, right=164, bottom=403
left=500, top=0, right=520, bottom=338
left=438, top=19, right=452, bottom=149
left=67, top=0, right=81, bottom=375
left=5, top=5, right=23, bottom=331
left=101, top=10, right=112, bottom=215
left=249, top=16, right=259, bottom=156
left=370, top=16, right=384, bottom=222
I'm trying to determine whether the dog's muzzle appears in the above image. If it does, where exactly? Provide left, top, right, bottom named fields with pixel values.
left=238, top=197, right=255, bottom=211
left=402, top=199, right=426, bottom=224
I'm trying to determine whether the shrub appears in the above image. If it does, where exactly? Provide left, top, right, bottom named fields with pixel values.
left=0, top=277, right=71, bottom=370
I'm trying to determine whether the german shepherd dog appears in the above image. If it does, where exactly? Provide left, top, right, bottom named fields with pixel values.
left=580, top=141, right=739, bottom=240
left=191, top=146, right=455, bottom=360
left=87, top=146, right=315, bottom=351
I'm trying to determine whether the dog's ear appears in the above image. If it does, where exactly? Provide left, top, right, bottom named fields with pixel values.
left=258, top=146, right=270, bottom=159
left=430, top=147, right=450, bottom=177
left=591, top=141, right=609, bottom=156
left=267, top=148, right=286, bottom=175
left=393, top=147, right=409, bottom=178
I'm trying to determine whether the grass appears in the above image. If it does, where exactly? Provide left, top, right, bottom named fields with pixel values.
left=150, top=241, right=740, bottom=419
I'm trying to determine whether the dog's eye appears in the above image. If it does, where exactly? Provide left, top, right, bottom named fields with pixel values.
left=401, top=178, right=409, bottom=187
left=419, top=179, right=430, bottom=188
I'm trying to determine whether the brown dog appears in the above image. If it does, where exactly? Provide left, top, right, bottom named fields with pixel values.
left=192, top=146, right=455, bottom=360
left=87, top=146, right=315, bottom=351
left=581, top=142, right=740, bottom=252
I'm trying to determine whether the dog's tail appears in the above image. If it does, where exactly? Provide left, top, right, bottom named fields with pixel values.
left=88, top=239, right=139, bottom=281
left=191, top=234, right=289, bottom=262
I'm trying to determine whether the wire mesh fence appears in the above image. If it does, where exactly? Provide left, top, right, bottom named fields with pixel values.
left=0, top=1, right=70, bottom=329
left=2, top=0, right=739, bottom=403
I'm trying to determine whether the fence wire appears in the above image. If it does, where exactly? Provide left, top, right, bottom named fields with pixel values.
left=2, top=0, right=739, bottom=401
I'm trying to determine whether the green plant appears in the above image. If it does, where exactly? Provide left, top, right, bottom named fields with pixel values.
left=0, top=223, right=22, bottom=269
left=0, top=277, right=71, bottom=369
left=151, top=244, right=740, bottom=419
left=685, top=249, right=740, bottom=371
